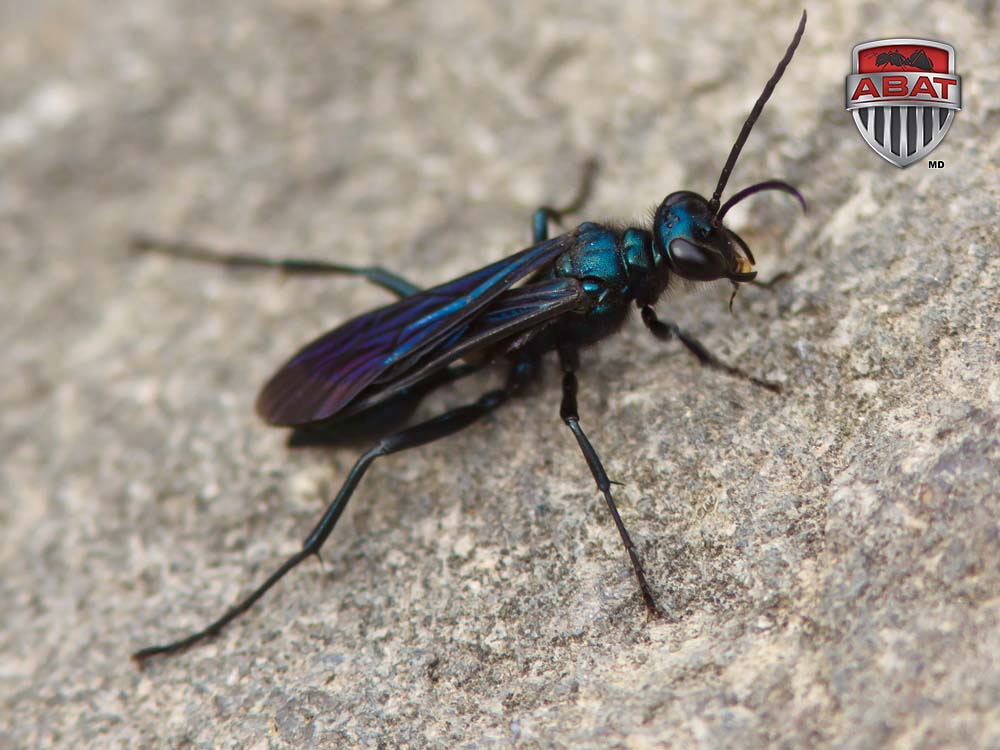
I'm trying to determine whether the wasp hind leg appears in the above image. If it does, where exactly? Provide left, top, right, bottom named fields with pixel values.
left=132, top=357, right=538, bottom=664
left=130, top=233, right=421, bottom=298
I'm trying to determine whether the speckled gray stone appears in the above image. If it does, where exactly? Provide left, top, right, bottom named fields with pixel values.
left=3, top=2, right=999, bottom=748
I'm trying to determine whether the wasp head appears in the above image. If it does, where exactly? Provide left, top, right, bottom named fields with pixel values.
left=650, top=11, right=807, bottom=292
left=653, top=179, right=805, bottom=312
left=653, top=191, right=759, bottom=283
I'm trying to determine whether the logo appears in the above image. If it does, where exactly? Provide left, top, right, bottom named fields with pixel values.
left=846, top=39, right=961, bottom=167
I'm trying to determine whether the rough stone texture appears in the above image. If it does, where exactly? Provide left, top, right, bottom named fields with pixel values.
left=3, top=2, right=998, bottom=748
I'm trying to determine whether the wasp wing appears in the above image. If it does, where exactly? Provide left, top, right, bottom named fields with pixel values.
left=256, top=235, right=574, bottom=426
left=338, top=276, right=584, bottom=418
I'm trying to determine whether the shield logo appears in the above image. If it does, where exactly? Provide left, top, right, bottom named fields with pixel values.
left=846, top=39, right=961, bottom=167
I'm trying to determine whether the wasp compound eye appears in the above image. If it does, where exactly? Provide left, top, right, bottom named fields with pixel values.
left=667, top=237, right=728, bottom=281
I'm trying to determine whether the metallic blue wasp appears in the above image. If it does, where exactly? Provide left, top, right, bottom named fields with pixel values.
left=132, top=12, right=807, bottom=663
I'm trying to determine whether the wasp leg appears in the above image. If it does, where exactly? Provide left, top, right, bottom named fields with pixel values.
left=640, top=305, right=781, bottom=393
left=130, top=232, right=421, bottom=298
left=748, top=265, right=802, bottom=290
left=132, top=357, right=538, bottom=664
left=557, top=347, right=660, bottom=617
left=531, top=157, right=599, bottom=242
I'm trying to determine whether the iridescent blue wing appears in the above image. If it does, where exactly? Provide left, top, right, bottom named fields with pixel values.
left=256, top=235, right=574, bottom=426
left=340, top=276, right=583, bottom=418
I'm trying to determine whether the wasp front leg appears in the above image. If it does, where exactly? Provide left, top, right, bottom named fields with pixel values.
left=640, top=305, right=781, bottom=393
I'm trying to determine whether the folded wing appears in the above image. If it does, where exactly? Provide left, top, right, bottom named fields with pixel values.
left=256, top=236, right=575, bottom=426
left=340, top=276, right=584, bottom=418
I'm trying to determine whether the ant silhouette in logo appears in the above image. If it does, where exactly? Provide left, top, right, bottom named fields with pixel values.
left=873, top=48, right=934, bottom=71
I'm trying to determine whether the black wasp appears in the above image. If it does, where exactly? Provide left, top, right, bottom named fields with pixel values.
left=132, top=12, right=807, bottom=663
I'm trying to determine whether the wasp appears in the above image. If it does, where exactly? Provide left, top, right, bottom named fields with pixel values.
left=132, top=11, right=807, bottom=663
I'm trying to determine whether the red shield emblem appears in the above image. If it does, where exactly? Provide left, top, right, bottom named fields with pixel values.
left=845, top=39, right=961, bottom=167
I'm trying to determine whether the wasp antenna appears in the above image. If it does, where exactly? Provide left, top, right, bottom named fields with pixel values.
left=716, top=179, right=807, bottom=222
left=709, top=10, right=807, bottom=215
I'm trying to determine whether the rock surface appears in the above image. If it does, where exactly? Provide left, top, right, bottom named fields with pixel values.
left=3, top=2, right=998, bottom=748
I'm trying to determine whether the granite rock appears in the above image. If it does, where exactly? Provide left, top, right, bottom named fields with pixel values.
left=3, top=2, right=998, bottom=748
